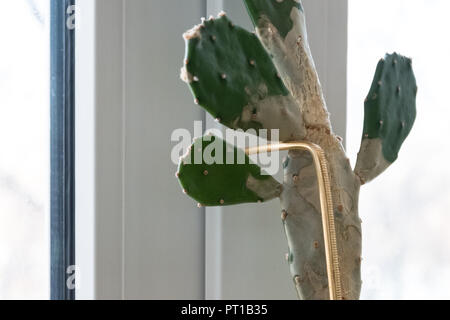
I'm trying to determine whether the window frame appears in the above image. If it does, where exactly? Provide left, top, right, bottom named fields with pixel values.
left=50, top=0, right=76, bottom=300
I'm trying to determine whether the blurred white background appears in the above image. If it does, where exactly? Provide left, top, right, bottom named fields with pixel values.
left=0, top=0, right=49, bottom=299
left=348, top=0, right=450, bottom=299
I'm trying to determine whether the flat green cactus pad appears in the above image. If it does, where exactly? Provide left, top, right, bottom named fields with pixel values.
left=362, top=53, right=417, bottom=163
left=181, top=14, right=304, bottom=141
left=244, top=0, right=303, bottom=38
left=177, top=135, right=281, bottom=207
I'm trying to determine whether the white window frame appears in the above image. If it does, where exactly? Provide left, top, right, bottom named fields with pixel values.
left=76, top=0, right=126, bottom=299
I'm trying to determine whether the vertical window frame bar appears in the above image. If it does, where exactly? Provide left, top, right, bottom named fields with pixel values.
left=50, top=0, right=75, bottom=300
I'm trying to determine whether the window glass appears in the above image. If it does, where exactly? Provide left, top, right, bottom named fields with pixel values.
left=0, top=0, right=50, bottom=299
left=348, top=0, right=450, bottom=299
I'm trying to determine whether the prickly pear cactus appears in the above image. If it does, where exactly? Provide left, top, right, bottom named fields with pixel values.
left=178, top=1, right=417, bottom=300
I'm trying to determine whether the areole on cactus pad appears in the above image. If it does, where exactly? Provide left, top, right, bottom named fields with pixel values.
left=178, top=0, right=417, bottom=300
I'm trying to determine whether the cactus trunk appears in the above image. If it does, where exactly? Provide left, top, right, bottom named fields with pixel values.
left=281, top=133, right=362, bottom=299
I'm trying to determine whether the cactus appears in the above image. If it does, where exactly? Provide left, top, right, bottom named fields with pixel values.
left=178, top=1, right=417, bottom=300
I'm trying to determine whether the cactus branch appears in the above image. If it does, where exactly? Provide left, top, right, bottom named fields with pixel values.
left=178, top=135, right=281, bottom=206
left=180, top=14, right=306, bottom=141
left=355, top=53, right=417, bottom=184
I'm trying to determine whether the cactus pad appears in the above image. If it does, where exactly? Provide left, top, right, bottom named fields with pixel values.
left=244, top=0, right=303, bottom=39
left=181, top=14, right=305, bottom=141
left=177, top=135, right=281, bottom=207
left=355, top=53, right=417, bottom=182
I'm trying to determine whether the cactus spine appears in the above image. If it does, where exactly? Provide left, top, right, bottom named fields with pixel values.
left=178, top=1, right=417, bottom=300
